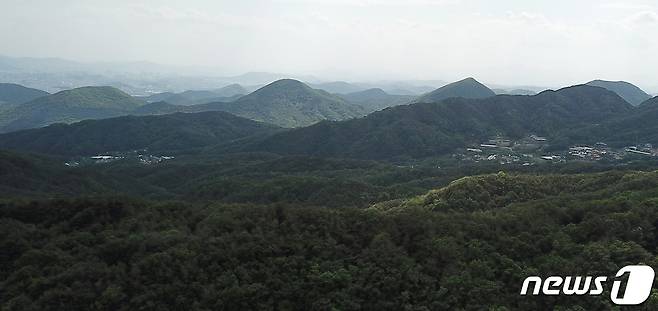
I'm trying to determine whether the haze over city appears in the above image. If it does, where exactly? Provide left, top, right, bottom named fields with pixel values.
left=2, top=0, right=658, bottom=91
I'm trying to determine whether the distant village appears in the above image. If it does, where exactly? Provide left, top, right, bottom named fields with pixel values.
left=64, top=149, right=175, bottom=167
left=457, top=135, right=657, bottom=165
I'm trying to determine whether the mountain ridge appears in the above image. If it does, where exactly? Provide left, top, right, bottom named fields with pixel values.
left=585, top=80, right=651, bottom=106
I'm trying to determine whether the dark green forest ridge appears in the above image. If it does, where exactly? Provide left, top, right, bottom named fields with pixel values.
left=0, top=111, right=279, bottom=156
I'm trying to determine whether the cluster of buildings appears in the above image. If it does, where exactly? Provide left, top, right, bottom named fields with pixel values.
left=63, top=149, right=176, bottom=167
left=460, top=135, right=658, bottom=166
left=138, top=154, right=175, bottom=165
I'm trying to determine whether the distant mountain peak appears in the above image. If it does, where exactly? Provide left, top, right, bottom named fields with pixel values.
left=416, top=77, right=495, bottom=103
left=199, top=79, right=363, bottom=127
left=585, top=80, right=650, bottom=106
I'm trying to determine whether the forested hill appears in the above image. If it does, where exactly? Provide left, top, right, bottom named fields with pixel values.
left=197, top=79, right=365, bottom=128
left=0, top=83, right=48, bottom=106
left=586, top=80, right=651, bottom=106
left=239, top=85, right=633, bottom=160
left=0, top=86, right=145, bottom=132
left=0, top=111, right=279, bottom=156
left=415, top=77, right=495, bottom=103
left=563, top=94, right=658, bottom=145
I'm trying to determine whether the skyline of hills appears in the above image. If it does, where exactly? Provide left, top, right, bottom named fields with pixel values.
left=236, top=85, right=635, bottom=160
left=3, top=84, right=650, bottom=162
left=0, top=77, right=654, bottom=136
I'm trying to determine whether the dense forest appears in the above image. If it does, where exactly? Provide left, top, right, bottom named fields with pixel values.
left=2, top=170, right=658, bottom=310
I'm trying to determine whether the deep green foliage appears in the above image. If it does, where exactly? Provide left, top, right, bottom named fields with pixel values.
left=2, top=170, right=658, bottom=310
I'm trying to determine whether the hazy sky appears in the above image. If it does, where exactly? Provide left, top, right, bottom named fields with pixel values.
left=2, top=0, right=657, bottom=89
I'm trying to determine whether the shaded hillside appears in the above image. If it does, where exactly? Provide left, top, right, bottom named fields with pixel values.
left=565, top=95, right=658, bottom=145
left=339, top=88, right=415, bottom=112
left=0, top=86, right=145, bottom=132
left=0, top=150, right=166, bottom=198
left=415, top=77, right=495, bottom=102
left=241, top=85, right=632, bottom=160
left=200, top=79, right=364, bottom=127
left=0, top=111, right=279, bottom=156
left=0, top=83, right=48, bottom=106
left=586, top=80, right=651, bottom=106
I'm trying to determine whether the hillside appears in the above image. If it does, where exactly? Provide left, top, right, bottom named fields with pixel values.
left=214, top=83, right=248, bottom=97
left=586, top=80, right=651, bottom=106
left=374, top=170, right=655, bottom=212
left=415, top=77, right=496, bottom=103
left=145, top=84, right=246, bottom=106
left=339, top=88, right=416, bottom=113
left=199, top=79, right=365, bottom=127
left=240, top=85, right=632, bottom=160
left=0, top=111, right=279, bottom=156
left=0, top=83, right=48, bottom=106
left=565, top=95, right=658, bottom=145
left=0, top=86, right=145, bottom=132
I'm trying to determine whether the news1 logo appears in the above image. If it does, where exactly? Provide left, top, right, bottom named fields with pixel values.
left=520, top=265, right=655, bottom=305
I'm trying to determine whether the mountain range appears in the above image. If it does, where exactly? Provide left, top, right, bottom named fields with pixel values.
left=0, top=80, right=364, bottom=132
left=1, top=77, right=656, bottom=160
left=2, top=84, right=645, bottom=161
left=234, top=85, right=634, bottom=160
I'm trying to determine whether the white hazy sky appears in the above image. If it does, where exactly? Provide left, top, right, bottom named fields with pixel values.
left=1, top=0, right=657, bottom=90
